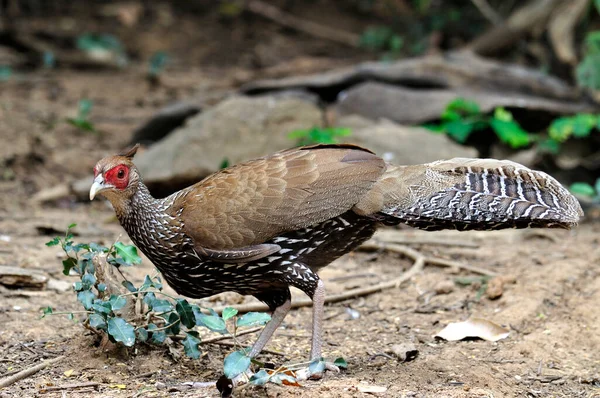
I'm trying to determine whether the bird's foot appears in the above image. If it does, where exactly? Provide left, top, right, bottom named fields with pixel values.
left=296, top=360, right=340, bottom=381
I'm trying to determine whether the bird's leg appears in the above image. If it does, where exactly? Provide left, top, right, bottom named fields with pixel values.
left=228, top=298, right=291, bottom=388
left=297, top=279, right=340, bottom=380
left=248, top=298, right=291, bottom=358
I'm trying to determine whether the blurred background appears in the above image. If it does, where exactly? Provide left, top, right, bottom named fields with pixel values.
left=1, top=0, right=600, bottom=210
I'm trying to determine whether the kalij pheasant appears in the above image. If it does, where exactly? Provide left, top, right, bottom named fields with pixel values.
left=89, top=144, right=582, bottom=378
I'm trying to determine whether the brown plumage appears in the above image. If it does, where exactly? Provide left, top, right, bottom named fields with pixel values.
left=90, top=143, right=582, bottom=378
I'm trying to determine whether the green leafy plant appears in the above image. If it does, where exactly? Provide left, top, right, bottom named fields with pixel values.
left=0, top=65, right=12, bottom=81
left=76, top=33, right=128, bottom=67
left=570, top=178, right=600, bottom=202
left=44, top=225, right=344, bottom=387
left=288, top=127, right=351, bottom=146
left=425, top=98, right=532, bottom=149
left=66, top=99, right=95, bottom=133
left=148, top=51, right=169, bottom=81
left=359, top=26, right=404, bottom=59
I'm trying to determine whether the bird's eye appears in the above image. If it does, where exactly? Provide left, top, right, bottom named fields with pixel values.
left=117, top=169, right=125, bottom=179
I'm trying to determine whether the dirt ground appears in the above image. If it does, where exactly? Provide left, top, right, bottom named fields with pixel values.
left=1, top=5, right=600, bottom=397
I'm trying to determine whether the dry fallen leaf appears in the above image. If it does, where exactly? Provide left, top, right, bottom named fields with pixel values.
left=63, top=369, right=74, bottom=377
left=434, top=318, right=510, bottom=342
left=356, top=384, right=388, bottom=394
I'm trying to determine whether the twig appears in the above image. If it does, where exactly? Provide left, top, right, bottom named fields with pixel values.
left=360, top=242, right=497, bottom=277
left=0, top=356, right=64, bottom=388
left=212, top=341, right=286, bottom=357
left=201, top=327, right=263, bottom=344
left=210, top=242, right=495, bottom=314
left=211, top=245, right=426, bottom=314
left=470, top=0, right=504, bottom=25
left=372, top=231, right=479, bottom=248
left=42, top=382, right=100, bottom=392
left=246, top=0, right=359, bottom=47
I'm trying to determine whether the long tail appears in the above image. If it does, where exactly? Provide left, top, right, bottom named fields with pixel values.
left=354, top=158, right=583, bottom=231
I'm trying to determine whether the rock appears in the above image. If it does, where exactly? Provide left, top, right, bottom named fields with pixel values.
left=47, top=278, right=72, bottom=293
left=434, top=280, right=455, bottom=295
left=0, top=265, right=47, bottom=290
left=486, top=276, right=505, bottom=300
left=134, top=95, right=323, bottom=192
left=336, top=115, right=477, bottom=164
left=336, top=82, right=596, bottom=126
left=243, top=51, right=587, bottom=102
left=130, top=102, right=201, bottom=145
left=388, top=343, right=419, bottom=362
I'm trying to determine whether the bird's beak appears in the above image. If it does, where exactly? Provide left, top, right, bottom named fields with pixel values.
left=89, top=175, right=106, bottom=200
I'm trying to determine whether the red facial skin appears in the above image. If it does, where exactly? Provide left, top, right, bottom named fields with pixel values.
left=103, top=165, right=130, bottom=190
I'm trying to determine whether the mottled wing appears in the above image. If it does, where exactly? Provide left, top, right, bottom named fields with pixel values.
left=355, top=158, right=583, bottom=230
left=178, top=145, right=385, bottom=250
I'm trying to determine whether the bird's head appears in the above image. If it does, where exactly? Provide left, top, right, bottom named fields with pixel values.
left=89, top=144, right=141, bottom=203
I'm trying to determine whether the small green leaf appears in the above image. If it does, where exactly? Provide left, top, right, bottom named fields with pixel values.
left=167, top=312, right=180, bottom=335
left=136, top=328, right=149, bottom=342
left=109, top=295, right=127, bottom=311
left=175, top=299, right=196, bottom=329
left=196, top=313, right=228, bottom=334
left=41, top=306, right=53, bottom=318
left=89, top=313, right=107, bottom=330
left=107, top=318, right=136, bottom=347
left=221, top=307, right=238, bottom=321
left=333, top=357, right=348, bottom=369
left=493, top=107, right=513, bottom=122
left=73, top=281, right=83, bottom=291
left=594, top=178, right=600, bottom=197
left=249, top=369, right=270, bottom=386
left=113, top=242, right=142, bottom=265
left=150, top=298, right=173, bottom=313
left=121, top=280, right=137, bottom=293
left=97, top=283, right=107, bottom=292
left=92, top=300, right=112, bottom=314
left=549, top=117, right=574, bottom=142
left=81, top=273, right=96, bottom=290
left=62, top=257, right=78, bottom=276
left=445, top=98, right=481, bottom=118
left=77, top=290, right=96, bottom=310
left=67, top=118, right=96, bottom=133
left=570, top=114, right=597, bottom=138
left=182, top=332, right=202, bottom=359
left=148, top=324, right=166, bottom=344
left=219, top=158, right=230, bottom=169
left=444, top=120, right=474, bottom=143
left=570, top=182, right=596, bottom=197
left=46, top=237, right=61, bottom=247
left=490, top=119, right=531, bottom=149
left=536, top=138, right=561, bottom=155
left=223, top=350, right=251, bottom=379
left=236, top=312, right=271, bottom=328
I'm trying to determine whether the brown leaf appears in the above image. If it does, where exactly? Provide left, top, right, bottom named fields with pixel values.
left=434, top=318, right=510, bottom=342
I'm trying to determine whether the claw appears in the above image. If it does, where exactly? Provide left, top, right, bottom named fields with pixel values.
left=296, top=361, right=340, bottom=381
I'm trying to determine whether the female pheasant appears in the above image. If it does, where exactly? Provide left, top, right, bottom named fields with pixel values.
left=90, top=143, right=582, bottom=378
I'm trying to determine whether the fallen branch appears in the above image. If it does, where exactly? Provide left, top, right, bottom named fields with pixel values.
left=246, top=0, right=359, bottom=47
left=360, top=241, right=497, bottom=277
left=0, top=356, right=64, bottom=388
left=210, top=341, right=286, bottom=357
left=210, top=242, right=495, bottom=314
left=41, top=381, right=100, bottom=392
left=467, top=0, right=566, bottom=55
left=470, top=0, right=503, bottom=25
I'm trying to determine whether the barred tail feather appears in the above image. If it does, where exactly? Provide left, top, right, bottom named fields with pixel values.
left=370, top=158, right=583, bottom=232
